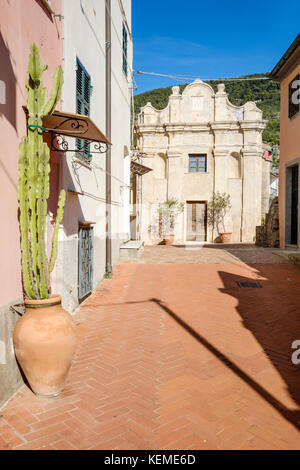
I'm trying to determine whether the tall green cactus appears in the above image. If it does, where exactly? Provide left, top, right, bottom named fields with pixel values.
left=18, top=44, right=65, bottom=299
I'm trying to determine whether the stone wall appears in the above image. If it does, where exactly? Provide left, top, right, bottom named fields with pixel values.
left=256, top=197, right=279, bottom=247
left=0, top=301, right=24, bottom=409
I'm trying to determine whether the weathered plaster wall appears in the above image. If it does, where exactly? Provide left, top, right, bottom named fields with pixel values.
left=0, top=302, right=23, bottom=409
left=278, top=63, right=300, bottom=248
left=57, top=0, right=132, bottom=311
left=262, top=158, right=272, bottom=216
left=0, top=0, right=62, bottom=408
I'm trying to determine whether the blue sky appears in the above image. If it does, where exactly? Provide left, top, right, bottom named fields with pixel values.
left=132, top=0, right=300, bottom=94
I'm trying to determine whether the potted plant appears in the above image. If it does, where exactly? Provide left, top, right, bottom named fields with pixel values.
left=207, top=191, right=232, bottom=243
left=157, top=198, right=184, bottom=245
left=13, top=45, right=77, bottom=398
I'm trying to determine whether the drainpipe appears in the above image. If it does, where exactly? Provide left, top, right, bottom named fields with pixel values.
left=105, top=0, right=112, bottom=277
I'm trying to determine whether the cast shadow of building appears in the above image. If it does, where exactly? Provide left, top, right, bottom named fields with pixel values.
left=217, top=265, right=300, bottom=411
left=0, top=32, right=17, bottom=131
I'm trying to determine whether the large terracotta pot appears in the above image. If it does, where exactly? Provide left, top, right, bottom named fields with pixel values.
left=219, top=232, right=232, bottom=243
left=164, top=234, right=174, bottom=246
left=13, top=295, right=77, bottom=397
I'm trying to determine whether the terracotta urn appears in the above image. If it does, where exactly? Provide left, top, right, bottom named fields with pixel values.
left=164, top=234, right=174, bottom=246
left=13, top=295, right=77, bottom=397
left=219, top=232, right=232, bottom=244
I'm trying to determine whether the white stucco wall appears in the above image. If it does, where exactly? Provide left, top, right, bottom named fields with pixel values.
left=56, top=0, right=132, bottom=312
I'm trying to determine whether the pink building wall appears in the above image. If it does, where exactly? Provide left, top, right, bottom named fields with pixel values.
left=0, top=0, right=63, bottom=307
left=278, top=62, right=300, bottom=247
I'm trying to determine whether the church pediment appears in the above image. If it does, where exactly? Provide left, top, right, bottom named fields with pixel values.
left=181, top=79, right=215, bottom=123
left=136, top=79, right=265, bottom=127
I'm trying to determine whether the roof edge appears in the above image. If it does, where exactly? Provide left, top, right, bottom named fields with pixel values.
left=269, top=34, right=300, bottom=81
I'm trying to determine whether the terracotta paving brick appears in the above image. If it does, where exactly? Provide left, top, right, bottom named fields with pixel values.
left=0, top=423, right=25, bottom=448
left=122, top=430, right=157, bottom=450
left=14, top=433, right=61, bottom=450
left=116, top=440, right=139, bottom=450
left=89, top=436, right=126, bottom=450
left=53, top=440, right=77, bottom=450
left=1, top=245, right=300, bottom=449
left=1, top=412, right=31, bottom=435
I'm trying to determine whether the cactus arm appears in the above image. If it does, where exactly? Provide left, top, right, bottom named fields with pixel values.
left=28, top=44, right=47, bottom=84
left=41, top=143, right=51, bottom=296
left=42, top=66, right=63, bottom=116
left=49, top=190, right=66, bottom=273
left=36, top=143, right=51, bottom=299
left=36, top=200, right=49, bottom=299
left=36, top=199, right=46, bottom=298
left=27, top=130, right=40, bottom=289
left=18, top=139, right=37, bottom=299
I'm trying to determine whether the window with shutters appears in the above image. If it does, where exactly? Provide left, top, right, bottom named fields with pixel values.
left=289, top=73, right=300, bottom=119
left=122, top=23, right=128, bottom=77
left=76, top=59, right=91, bottom=157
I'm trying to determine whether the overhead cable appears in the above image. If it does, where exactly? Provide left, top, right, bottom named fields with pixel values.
left=134, top=70, right=270, bottom=82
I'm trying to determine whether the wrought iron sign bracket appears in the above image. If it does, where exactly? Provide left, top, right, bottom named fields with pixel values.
left=48, top=114, right=109, bottom=154
left=24, top=107, right=110, bottom=155
left=50, top=133, right=109, bottom=154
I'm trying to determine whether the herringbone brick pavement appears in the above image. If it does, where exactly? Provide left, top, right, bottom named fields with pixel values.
left=1, top=246, right=300, bottom=450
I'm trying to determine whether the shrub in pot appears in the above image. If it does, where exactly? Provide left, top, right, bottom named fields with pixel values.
left=157, top=199, right=184, bottom=245
left=207, top=191, right=232, bottom=243
left=13, top=45, right=77, bottom=397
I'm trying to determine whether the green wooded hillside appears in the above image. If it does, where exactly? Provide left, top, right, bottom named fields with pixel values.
left=134, top=73, right=280, bottom=146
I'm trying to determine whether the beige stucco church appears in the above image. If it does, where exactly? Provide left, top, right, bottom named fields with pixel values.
left=134, top=79, right=271, bottom=244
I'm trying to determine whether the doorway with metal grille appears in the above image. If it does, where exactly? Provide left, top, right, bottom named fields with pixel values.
left=78, top=225, right=94, bottom=300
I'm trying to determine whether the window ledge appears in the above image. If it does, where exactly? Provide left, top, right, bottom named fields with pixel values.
left=79, top=221, right=96, bottom=227
left=185, top=172, right=209, bottom=175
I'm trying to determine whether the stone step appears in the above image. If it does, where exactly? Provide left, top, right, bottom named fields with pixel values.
left=120, top=240, right=144, bottom=260
left=273, top=250, right=300, bottom=264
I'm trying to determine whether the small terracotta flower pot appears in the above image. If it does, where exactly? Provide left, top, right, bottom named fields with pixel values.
left=219, top=232, right=232, bottom=243
left=13, top=295, right=77, bottom=397
left=164, top=234, right=174, bottom=246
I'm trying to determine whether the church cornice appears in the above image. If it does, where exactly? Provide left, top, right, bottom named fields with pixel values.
left=135, top=125, right=165, bottom=134
left=136, top=120, right=267, bottom=135
left=239, top=121, right=267, bottom=131
left=165, top=123, right=211, bottom=133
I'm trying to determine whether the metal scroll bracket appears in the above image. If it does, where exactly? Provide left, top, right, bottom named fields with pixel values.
left=51, top=133, right=109, bottom=154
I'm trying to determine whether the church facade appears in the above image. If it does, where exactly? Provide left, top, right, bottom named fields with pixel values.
left=134, top=79, right=271, bottom=244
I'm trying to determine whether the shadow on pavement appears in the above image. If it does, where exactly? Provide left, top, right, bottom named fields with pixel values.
left=96, top=294, right=300, bottom=433
left=218, top=266, right=300, bottom=407
left=151, top=296, right=300, bottom=433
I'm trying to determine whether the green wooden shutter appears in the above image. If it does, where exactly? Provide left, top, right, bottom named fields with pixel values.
left=76, top=59, right=91, bottom=157
left=122, top=23, right=128, bottom=77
